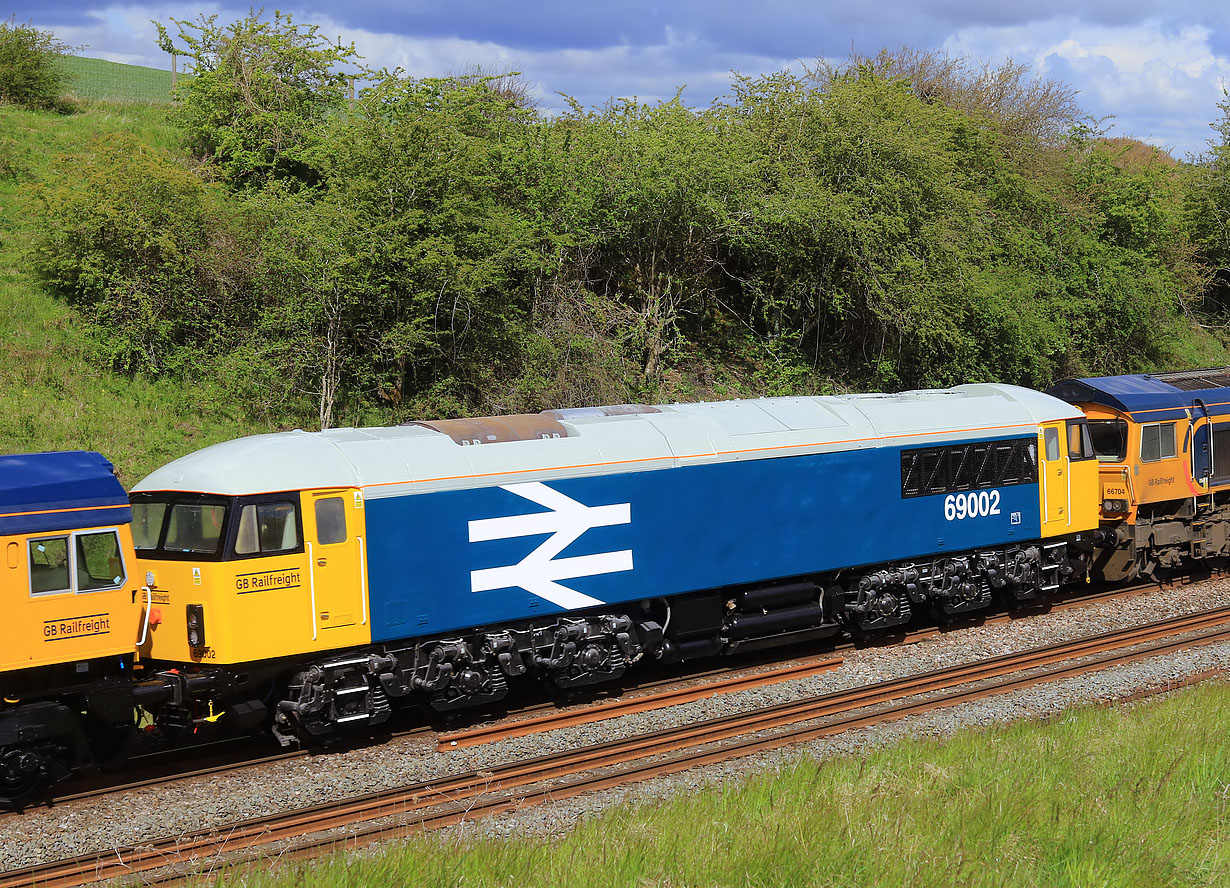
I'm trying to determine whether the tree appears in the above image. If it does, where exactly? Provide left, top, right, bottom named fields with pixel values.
left=1185, top=95, right=1230, bottom=320
left=156, top=10, right=361, bottom=187
left=811, top=49, right=1080, bottom=150
left=0, top=18, right=73, bottom=111
left=315, top=72, right=542, bottom=413
left=532, top=95, right=741, bottom=384
left=242, top=190, right=373, bottom=428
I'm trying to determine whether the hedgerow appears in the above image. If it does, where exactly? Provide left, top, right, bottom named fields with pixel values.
left=29, top=17, right=1230, bottom=427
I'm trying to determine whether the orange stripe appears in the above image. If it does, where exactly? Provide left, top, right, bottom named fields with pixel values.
left=138, top=419, right=1045, bottom=497
left=1127, top=399, right=1230, bottom=417
left=0, top=503, right=129, bottom=520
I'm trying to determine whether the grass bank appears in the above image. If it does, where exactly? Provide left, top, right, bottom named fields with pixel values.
left=59, top=55, right=182, bottom=103
left=211, top=681, right=1230, bottom=888
left=0, top=100, right=273, bottom=483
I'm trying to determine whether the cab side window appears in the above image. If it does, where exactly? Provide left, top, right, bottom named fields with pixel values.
left=234, top=501, right=300, bottom=556
left=28, top=532, right=127, bottom=595
left=1066, top=420, right=1095, bottom=461
left=315, top=497, right=347, bottom=545
left=1141, top=423, right=1177, bottom=462
left=75, top=530, right=126, bottom=591
left=1044, top=428, right=1061, bottom=461
left=29, top=536, right=70, bottom=595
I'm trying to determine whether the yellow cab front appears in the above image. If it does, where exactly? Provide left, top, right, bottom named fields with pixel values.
left=130, top=488, right=372, bottom=666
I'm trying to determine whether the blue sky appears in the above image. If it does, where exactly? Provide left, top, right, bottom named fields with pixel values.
left=10, top=1, right=1230, bottom=158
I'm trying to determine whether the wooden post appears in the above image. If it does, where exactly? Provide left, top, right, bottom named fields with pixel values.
left=171, top=53, right=178, bottom=90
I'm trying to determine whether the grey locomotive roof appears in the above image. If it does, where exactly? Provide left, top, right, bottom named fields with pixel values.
left=132, top=384, right=1081, bottom=498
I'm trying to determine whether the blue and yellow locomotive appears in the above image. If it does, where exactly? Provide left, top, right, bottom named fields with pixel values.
left=128, top=383, right=1099, bottom=742
left=1050, top=367, right=1230, bottom=581
left=0, top=452, right=152, bottom=803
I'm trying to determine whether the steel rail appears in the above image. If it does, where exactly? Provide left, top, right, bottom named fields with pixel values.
left=0, top=581, right=1159, bottom=814
left=5, top=605, right=1228, bottom=888
left=438, top=655, right=844, bottom=749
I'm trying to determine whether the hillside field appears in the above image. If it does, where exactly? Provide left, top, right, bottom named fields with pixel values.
left=58, top=55, right=182, bottom=103
left=0, top=98, right=276, bottom=484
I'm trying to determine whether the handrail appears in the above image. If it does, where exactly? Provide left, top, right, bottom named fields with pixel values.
left=136, top=585, right=153, bottom=646
left=307, top=542, right=318, bottom=641
left=357, top=536, right=368, bottom=626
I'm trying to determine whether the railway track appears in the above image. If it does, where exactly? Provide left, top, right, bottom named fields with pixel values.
left=0, top=581, right=1177, bottom=813
left=5, top=603, right=1228, bottom=888
left=8, top=654, right=844, bottom=813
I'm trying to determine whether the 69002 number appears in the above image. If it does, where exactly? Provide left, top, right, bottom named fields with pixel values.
left=944, top=490, right=1001, bottom=521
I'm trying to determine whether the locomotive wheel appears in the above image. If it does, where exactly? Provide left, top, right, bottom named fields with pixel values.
left=0, top=746, right=51, bottom=808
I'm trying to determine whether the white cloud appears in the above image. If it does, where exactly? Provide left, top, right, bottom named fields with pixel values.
left=946, top=18, right=1230, bottom=156
left=298, top=13, right=794, bottom=111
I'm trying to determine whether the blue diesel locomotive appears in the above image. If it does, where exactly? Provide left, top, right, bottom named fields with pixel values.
left=127, top=384, right=1098, bottom=741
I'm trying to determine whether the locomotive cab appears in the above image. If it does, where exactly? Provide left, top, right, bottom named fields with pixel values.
left=1036, top=418, right=1100, bottom=540
left=0, top=452, right=144, bottom=804
left=1048, top=369, right=1230, bottom=580
left=131, top=488, right=371, bottom=666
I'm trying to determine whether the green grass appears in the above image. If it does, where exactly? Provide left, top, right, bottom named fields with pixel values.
left=209, top=682, right=1230, bottom=888
left=0, top=100, right=272, bottom=484
left=58, top=55, right=188, bottom=103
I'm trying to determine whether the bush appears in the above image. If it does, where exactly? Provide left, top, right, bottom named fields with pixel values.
left=32, top=134, right=261, bottom=374
left=0, top=133, right=28, bottom=180
left=0, top=18, right=72, bottom=111
left=156, top=11, right=360, bottom=187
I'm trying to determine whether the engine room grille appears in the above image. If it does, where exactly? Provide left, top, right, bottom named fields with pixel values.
left=1148, top=367, right=1230, bottom=392
left=900, top=437, right=1038, bottom=498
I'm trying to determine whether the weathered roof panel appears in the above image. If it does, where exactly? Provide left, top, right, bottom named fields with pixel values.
left=133, top=384, right=1077, bottom=498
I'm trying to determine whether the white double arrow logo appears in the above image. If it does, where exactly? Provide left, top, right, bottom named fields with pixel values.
left=468, top=482, right=633, bottom=609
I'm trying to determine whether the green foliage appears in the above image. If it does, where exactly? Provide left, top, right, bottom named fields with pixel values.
left=528, top=94, right=742, bottom=384
left=20, top=26, right=1230, bottom=446
left=156, top=10, right=360, bottom=187
left=0, top=133, right=27, bottom=181
left=718, top=69, right=999, bottom=388
left=822, top=48, right=1082, bottom=149
left=310, top=73, right=544, bottom=414
left=0, top=101, right=272, bottom=485
left=1184, top=95, right=1230, bottom=321
left=32, top=133, right=260, bottom=374
left=0, top=18, right=72, bottom=111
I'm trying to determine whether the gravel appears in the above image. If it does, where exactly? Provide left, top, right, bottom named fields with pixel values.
left=3, top=581, right=1230, bottom=872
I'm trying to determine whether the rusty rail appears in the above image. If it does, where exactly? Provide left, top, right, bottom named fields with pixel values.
left=6, top=605, right=1228, bottom=888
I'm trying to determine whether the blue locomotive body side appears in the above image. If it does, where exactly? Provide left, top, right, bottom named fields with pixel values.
left=364, top=434, right=1043, bottom=641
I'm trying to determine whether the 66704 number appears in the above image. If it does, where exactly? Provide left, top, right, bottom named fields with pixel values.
left=944, top=490, right=1001, bottom=521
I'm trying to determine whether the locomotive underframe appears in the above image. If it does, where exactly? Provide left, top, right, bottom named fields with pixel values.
left=1091, top=489, right=1230, bottom=582
left=0, top=656, right=140, bottom=806
left=146, top=536, right=1085, bottom=745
